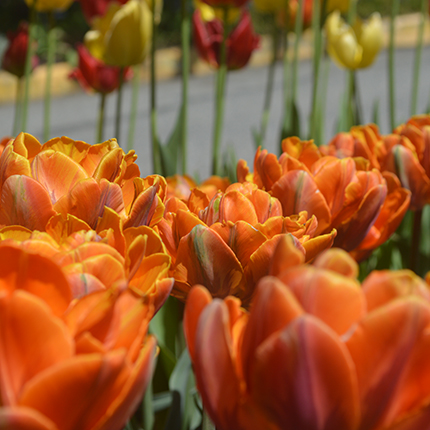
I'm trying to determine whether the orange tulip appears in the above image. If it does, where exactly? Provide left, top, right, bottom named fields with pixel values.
left=0, top=209, right=173, bottom=313
left=0, top=245, right=156, bottom=430
left=238, top=138, right=410, bottom=258
left=184, top=248, right=430, bottom=430
left=324, top=119, right=429, bottom=211
left=159, top=182, right=336, bottom=304
left=0, top=133, right=165, bottom=231
left=166, top=174, right=229, bottom=201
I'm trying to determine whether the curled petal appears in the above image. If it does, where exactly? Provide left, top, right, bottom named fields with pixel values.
left=173, top=225, right=245, bottom=300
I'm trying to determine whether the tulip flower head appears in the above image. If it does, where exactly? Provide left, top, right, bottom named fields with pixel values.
left=70, top=45, right=132, bottom=94
left=85, top=0, right=153, bottom=67
left=326, top=11, right=383, bottom=70
left=2, top=23, right=38, bottom=79
left=185, top=249, right=430, bottom=430
left=25, top=0, right=74, bottom=12
left=193, top=10, right=260, bottom=70
left=0, top=133, right=166, bottom=232
left=0, top=244, right=157, bottom=430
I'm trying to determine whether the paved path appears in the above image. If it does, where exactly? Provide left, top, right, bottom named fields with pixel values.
left=0, top=46, right=429, bottom=178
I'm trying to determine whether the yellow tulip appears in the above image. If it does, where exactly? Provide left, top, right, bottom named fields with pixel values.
left=85, top=0, right=152, bottom=67
left=24, top=0, right=73, bottom=12
left=194, top=0, right=242, bottom=23
left=325, top=11, right=383, bottom=70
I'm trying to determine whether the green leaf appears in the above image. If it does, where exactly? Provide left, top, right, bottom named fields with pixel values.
left=153, top=391, right=174, bottom=412
left=150, top=296, right=180, bottom=377
left=164, top=349, right=201, bottom=430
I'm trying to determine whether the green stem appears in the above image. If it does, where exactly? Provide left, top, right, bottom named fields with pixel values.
left=211, top=7, right=229, bottom=176
left=150, top=0, right=162, bottom=174
left=202, top=409, right=215, bottom=430
left=389, top=0, right=400, bottom=130
left=291, top=0, right=304, bottom=102
left=180, top=0, right=190, bottom=174
left=411, top=0, right=428, bottom=116
left=309, top=0, right=322, bottom=143
left=347, top=70, right=354, bottom=128
left=13, top=77, right=24, bottom=136
left=115, top=67, right=125, bottom=143
left=43, top=12, right=56, bottom=142
left=22, top=5, right=36, bottom=132
left=410, top=209, right=422, bottom=273
left=347, top=0, right=357, bottom=26
left=259, top=21, right=278, bottom=148
left=96, top=92, right=106, bottom=142
left=127, top=66, right=140, bottom=151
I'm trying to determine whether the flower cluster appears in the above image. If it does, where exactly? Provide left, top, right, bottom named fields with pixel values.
left=237, top=135, right=410, bottom=259
left=0, top=134, right=173, bottom=428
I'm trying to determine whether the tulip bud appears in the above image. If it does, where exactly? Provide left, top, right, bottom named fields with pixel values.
left=69, top=45, right=131, bottom=94
left=24, top=0, right=74, bottom=12
left=85, top=0, right=153, bottom=67
left=193, top=10, right=260, bottom=70
left=2, top=23, right=38, bottom=79
left=325, top=11, right=383, bottom=70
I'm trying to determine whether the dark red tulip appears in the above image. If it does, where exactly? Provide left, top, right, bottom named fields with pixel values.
left=69, top=45, right=131, bottom=94
left=2, top=23, right=38, bottom=78
left=193, top=10, right=260, bottom=70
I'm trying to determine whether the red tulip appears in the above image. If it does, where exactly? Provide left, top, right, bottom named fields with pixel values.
left=193, top=10, right=260, bottom=70
left=2, top=23, right=38, bottom=78
left=70, top=45, right=131, bottom=94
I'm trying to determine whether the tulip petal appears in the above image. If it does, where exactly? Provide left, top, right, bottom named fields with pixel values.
left=240, top=277, right=303, bottom=388
left=31, top=150, right=88, bottom=204
left=346, top=298, right=430, bottom=430
left=92, top=336, right=156, bottom=430
left=279, top=266, right=366, bottom=335
left=0, top=407, right=58, bottom=430
left=253, top=315, right=360, bottom=430
left=0, top=291, right=73, bottom=405
left=0, top=175, right=56, bottom=231
left=173, top=225, right=245, bottom=300
left=184, top=285, right=213, bottom=363
left=0, top=245, right=72, bottom=315
left=271, top=171, right=331, bottom=234
left=18, top=350, right=129, bottom=430
left=363, top=270, right=430, bottom=312
left=193, top=299, right=243, bottom=430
